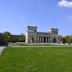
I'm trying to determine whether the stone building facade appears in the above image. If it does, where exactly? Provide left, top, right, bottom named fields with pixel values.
left=26, top=26, right=59, bottom=43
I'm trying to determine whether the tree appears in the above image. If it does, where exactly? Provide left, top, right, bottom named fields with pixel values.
left=19, top=34, right=25, bottom=42
left=10, top=35, right=17, bottom=42
left=62, top=35, right=72, bottom=43
left=3, top=32, right=11, bottom=42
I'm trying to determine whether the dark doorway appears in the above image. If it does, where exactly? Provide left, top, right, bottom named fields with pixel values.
left=31, top=37, right=34, bottom=43
left=44, top=37, right=46, bottom=43
left=53, top=38, right=56, bottom=43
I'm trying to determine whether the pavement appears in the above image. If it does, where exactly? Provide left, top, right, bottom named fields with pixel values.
left=9, top=45, right=72, bottom=48
left=0, top=46, right=6, bottom=56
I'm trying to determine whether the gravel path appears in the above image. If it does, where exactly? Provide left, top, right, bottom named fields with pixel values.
left=0, top=47, right=6, bottom=56
left=9, top=45, right=72, bottom=48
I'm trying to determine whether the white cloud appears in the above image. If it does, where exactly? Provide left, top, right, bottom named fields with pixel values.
left=58, top=0, right=72, bottom=8
left=66, top=16, right=72, bottom=20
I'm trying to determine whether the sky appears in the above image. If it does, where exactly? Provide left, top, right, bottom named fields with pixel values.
left=0, top=0, right=72, bottom=36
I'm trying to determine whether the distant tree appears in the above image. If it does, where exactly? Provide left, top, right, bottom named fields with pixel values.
left=10, top=35, right=17, bottom=42
left=70, top=35, right=72, bottom=42
left=3, top=32, right=11, bottom=42
left=61, top=35, right=72, bottom=43
left=19, top=34, right=25, bottom=42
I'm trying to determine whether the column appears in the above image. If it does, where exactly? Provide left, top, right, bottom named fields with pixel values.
left=39, top=36, right=40, bottom=42
left=40, top=37, right=41, bottom=42
left=49, top=37, right=50, bottom=43
left=45, top=37, right=47, bottom=43
left=39, top=36, right=42, bottom=43
left=42, top=37, right=44, bottom=43
left=41, top=37, right=43, bottom=43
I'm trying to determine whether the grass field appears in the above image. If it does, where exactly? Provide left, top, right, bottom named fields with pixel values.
left=0, top=47, right=72, bottom=72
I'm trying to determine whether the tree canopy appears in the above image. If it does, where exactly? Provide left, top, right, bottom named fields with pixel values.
left=0, top=32, right=25, bottom=43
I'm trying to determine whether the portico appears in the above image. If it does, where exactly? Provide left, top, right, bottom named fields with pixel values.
left=38, top=36, right=50, bottom=43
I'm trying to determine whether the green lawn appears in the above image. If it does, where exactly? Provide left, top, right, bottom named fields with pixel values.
left=0, top=47, right=72, bottom=72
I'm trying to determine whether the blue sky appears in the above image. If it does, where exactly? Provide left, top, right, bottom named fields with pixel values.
left=0, top=0, right=72, bottom=36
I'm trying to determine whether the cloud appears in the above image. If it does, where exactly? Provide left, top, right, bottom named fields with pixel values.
left=66, top=16, right=72, bottom=20
left=58, top=0, right=72, bottom=8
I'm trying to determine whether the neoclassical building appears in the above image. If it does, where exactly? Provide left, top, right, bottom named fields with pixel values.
left=26, top=26, right=59, bottom=43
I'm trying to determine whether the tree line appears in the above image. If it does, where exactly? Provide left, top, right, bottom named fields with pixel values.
left=0, top=32, right=25, bottom=43
left=60, top=35, right=72, bottom=44
left=0, top=31, right=72, bottom=44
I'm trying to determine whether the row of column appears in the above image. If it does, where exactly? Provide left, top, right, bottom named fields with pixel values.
left=38, top=36, right=50, bottom=43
